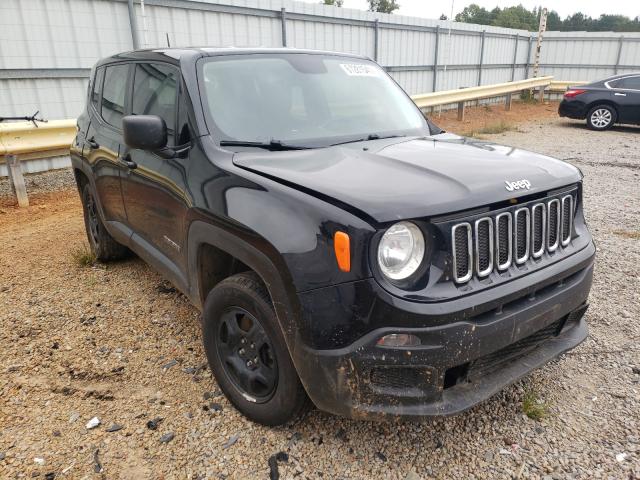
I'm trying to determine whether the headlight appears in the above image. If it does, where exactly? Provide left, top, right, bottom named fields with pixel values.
left=377, top=221, right=425, bottom=281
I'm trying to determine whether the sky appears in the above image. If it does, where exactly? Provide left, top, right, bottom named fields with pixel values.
left=307, top=1, right=639, bottom=20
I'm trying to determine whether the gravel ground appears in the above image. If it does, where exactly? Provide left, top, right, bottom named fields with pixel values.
left=0, top=164, right=75, bottom=199
left=0, top=116, right=638, bottom=479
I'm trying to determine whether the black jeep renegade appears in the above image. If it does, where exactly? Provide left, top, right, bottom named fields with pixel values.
left=70, top=48, right=595, bottom=425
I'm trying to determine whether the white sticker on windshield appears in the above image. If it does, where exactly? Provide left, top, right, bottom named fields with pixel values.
left=340, top=63, right=381, bottom=77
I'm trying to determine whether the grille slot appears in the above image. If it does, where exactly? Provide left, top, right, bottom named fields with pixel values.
left=452, top=223, right=472, bottom=283
left=561, top=195, right=573, bottom=246
left=514, top=208, right=530, bottom=265
left=495, top=212, right=512, bottom=270
left=547, top=199, right=561, bottom=252
left=475, top=218, right=494, bottom=277
left=450, top=192, right=576, bottom=284
left=531, top=203, right=546, bottom=258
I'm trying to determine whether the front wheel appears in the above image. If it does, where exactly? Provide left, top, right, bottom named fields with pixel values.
left=201, top=272, right=310, bottom=426
left=586, top=105, right=616, bottom=130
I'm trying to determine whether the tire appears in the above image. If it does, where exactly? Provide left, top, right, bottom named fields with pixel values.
left=586, top=104, right=616, bottom=130
left=202, top=272, right=310, bottom=426
left=80, top=183, right=128, bottom=261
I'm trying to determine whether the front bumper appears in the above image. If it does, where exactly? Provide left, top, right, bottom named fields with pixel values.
left=293, top=242, right=595, bottom=420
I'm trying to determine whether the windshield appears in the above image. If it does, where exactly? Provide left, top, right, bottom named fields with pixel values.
left=198, top=54, right=429, bottom=148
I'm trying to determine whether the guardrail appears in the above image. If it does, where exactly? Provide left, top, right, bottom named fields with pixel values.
left=547, top=80, right=588, bottom=93
left=0, top=119, right=76, bottom=161
left=412, top=75, right=555, bottom=120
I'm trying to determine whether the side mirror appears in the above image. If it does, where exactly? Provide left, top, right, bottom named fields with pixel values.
left=123, top=115, right=167, bottom=151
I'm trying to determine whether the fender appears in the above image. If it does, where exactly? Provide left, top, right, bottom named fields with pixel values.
left=187, top=219, right=305, bottom=358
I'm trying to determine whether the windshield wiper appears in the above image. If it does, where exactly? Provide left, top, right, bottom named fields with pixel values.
left=329, top=134, right=407, bottom=147
left=219, top=139, right=311, bottom=151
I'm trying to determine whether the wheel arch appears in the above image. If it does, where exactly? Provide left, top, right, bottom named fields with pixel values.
left=187, top=220, right=303, bottom=353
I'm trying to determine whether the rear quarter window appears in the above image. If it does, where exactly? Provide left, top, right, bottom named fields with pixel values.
left=91, top=67, right=105, bottom=112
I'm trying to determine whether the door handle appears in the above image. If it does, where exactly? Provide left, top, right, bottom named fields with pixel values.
left=120, top=154, right=137, bottom=170
left=87, top=137, right=99, bottom=149
left=614, top=92, right=626, bottom=96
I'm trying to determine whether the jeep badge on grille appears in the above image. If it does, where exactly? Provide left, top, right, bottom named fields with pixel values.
left=505, top=179, right=532, bottom=191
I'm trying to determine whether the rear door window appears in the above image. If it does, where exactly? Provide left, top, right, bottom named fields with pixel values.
left=132, top=63, right=178, bottom=137
left=102, top=64, right=130, bottom=129
left=620, top=76, right=640, bottom=90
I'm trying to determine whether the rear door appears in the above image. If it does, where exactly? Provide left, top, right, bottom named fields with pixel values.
left=85, top=63, right=131, bottom=229
left=608, top=75, right=640, bottom=124
left=120, top=62, right=191, bottom=278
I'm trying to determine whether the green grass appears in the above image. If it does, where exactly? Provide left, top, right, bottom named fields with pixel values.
left=70, top=243, right=96, bottom=267
left=522, top=389, right=548, bottom=421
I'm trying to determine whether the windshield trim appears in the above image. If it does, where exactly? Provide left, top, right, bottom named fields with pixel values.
left=195, top=53, right=431, bottom=150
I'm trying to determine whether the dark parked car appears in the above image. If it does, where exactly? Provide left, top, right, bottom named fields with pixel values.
left=70, top=48, right=595, bottom=425
left=559, top=73, right=640, bottom=130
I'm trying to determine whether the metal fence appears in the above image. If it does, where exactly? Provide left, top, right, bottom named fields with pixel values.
left=1, top=0, right=640, bottom=121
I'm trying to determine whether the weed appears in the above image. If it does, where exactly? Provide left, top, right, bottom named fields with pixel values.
left=70, top=243, right=96, bottom=267
left=522, top=389, right=548, bottom=420
left=520, top=90, right=539, bottom=104
left=463, top=121, right=517, bottom=138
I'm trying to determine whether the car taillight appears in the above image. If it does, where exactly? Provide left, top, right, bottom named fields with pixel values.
left=564, top=89, right=586, bottom=98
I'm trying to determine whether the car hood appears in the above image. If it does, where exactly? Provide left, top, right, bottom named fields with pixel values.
left=232, top=134, right=581, bottom=224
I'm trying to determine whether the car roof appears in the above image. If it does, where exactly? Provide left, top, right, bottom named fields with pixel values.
left=96, top=47, right=370, bottom=67
left=602, top=72, right=640, bottom=81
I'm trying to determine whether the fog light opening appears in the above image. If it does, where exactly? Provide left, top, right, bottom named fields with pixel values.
left=376, top=333, right=421, bottom=347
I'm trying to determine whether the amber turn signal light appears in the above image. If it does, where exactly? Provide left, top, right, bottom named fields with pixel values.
left=334, top=231, right=351, bottom=272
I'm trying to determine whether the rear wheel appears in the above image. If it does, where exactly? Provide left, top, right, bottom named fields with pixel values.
left=81, top=183, right=128, bottom=261
left=202, top=272, right=310, bottom=426
left=586, top=105, right=616, bottom=130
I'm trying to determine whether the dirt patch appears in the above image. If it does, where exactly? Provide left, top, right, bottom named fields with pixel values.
left=0, top=189, right=80, bottom=229
left=430, top=100, right=560, bottom=136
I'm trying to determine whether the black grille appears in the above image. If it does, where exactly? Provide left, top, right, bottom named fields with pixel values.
left=466, top=317, right=566, bottom=380
left=548, top=202, right=559, bottom=248
left=453, top=224, right=471, bottom=282
left=561, top=195, right=573, bottom=245
left=370, top=367, right=421, bottom=389
left=515, top=209, right=528, bottom=261
left=496, top=215, right=510, bottom=267
left=477, top=220, right=491, bottom=272
left=368, top=366, right=434, bottom=396
left=532, top=204, right=544, bottom=254
left=548, top=199, right=563, bottom=251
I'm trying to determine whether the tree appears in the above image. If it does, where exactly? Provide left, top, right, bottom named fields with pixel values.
left=368, top=0, right=400, bottom=14
left=546, top=10, right=562, bottom=31
left=491, top=5, right=538, bottom=30
left=453, top=4, right=640, bottom=32
left=455, top=4, right=494, bottom=25
left=321, top=0, right=343, bottom=6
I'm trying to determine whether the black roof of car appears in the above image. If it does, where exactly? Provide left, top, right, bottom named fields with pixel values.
left=97, top=47, right=370, bottom=67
